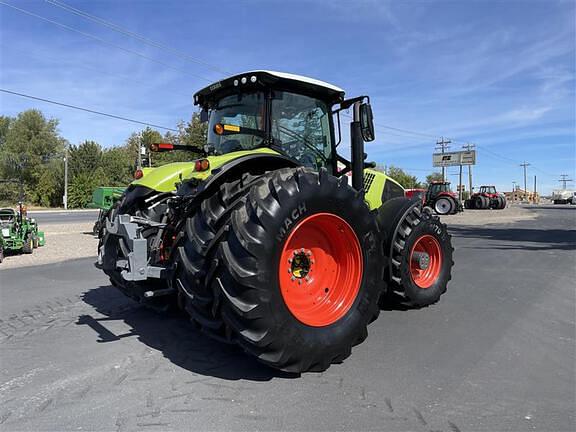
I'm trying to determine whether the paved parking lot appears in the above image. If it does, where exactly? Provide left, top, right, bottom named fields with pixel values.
left=0, top=205, right=574, bottom=431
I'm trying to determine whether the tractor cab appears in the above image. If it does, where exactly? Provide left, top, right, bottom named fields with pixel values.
left=193, top=70, right=380, bottom=194
left=478, top=185, right=497, bottom=196
left=426, top=181, right=456, bottom=201
left=424, top=181, right=460, bottom=215
left=195, top=71, right=343, bottom=173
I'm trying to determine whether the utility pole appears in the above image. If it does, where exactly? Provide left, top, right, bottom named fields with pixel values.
left=435, top=137, right=451, bottom=182
left=462, top=143, right=475, bottom=194
left=63, top=145, right=68, bottom=210
left=520, top=162, right=530, bottom=201
left=558, top=174, right=573, bottom=190
left=512, top=181, right=517, bottom=202
left=458, top=164, right=463, bottom=203
left=533, top=175, right=537, bottom=204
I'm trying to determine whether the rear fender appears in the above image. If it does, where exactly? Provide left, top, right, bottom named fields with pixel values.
left=177, top=153, right=300, bottom=208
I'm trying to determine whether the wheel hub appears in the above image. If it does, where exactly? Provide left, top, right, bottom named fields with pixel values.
left=409, top=234, right=443, bottom=289
left=411, top=251, right=430, bottom=270
left=289, top=249, right=313, bottom=281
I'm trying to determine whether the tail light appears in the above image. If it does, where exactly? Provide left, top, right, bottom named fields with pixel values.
left=194, top=159, right=210, bottom=171
left=134, top=169, right=144, bottom=179
left=150, top=143, right=174, bottom=152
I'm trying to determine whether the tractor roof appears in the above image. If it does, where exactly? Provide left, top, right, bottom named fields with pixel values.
left=194, top=70, right=346, bottom=107
left=0, top=208, right=16, bottom=216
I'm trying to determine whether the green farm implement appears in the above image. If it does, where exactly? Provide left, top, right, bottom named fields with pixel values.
left=90, top=187, right=126, bottom=236
left=97, top=71, right=454, bottom=372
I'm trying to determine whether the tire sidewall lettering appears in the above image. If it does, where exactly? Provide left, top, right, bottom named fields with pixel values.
left=275, top=202, right=307, bottom=243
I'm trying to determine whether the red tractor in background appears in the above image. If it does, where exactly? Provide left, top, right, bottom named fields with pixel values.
left=465, top=185, right=506, bottom=209
left=425, top=181, right=461, bottom=215
left=405, top=182, right=461, bottom=215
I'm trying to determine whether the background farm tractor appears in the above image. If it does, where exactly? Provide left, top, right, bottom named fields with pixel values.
left=424, top=181, right=461, bottom=215
left=0, top=179, right=45, bottom=261
left=97, top=71, right=454, bottom=372
left=0, top=205, right=44, bottom=258
left=465, top=185, right=506, bottom=209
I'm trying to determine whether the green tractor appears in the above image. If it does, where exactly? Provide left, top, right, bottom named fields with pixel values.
left=0, top=204, right=45, bottom=258
left=97, top=71, right=454, bottom=372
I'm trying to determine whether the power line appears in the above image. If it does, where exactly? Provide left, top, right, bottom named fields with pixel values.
left=0, top=43, right=192, bottom=99
left=1, top=1, right=559, bottom=180
left=0, top=1, right=213, bottom=82
left=0, top=88, right=178, bottom=132
left=45, top=0, right=232, bottom=76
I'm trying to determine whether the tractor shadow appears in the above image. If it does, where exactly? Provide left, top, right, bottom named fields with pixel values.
left=449, top=226, right=576, bottom=251
left=79, top=285, right=298, bottom=382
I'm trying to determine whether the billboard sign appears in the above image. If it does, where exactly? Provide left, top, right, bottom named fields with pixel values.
left=433, top=150, right=476, bottom=167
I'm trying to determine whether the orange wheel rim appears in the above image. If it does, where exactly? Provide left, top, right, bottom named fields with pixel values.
left=278, top=213, right=363, bottom=327
left=409, top=234, right=442, bottom=289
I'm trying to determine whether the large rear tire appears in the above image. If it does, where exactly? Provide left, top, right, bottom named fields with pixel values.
left=214, top=168, right=383, bottom=373
left=378, top=198, right=453, bottom=308
left=0, top=243, right=4, bottom=263
left=175, top=172, right=264, bottom=341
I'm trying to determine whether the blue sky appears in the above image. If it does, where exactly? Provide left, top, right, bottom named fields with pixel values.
left=1, top=0, right=574, bottom=194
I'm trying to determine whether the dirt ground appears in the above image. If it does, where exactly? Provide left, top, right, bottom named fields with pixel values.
left=439, top=203, right=538, bottom=225
left=0, top=205, right=539, bottom=270
left=0, top=222, right=98, bottom=270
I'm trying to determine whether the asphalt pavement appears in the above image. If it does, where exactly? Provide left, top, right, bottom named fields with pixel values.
left=0, top=206, right=574, bottom=431
left=28, top=210, right=99, bottom=225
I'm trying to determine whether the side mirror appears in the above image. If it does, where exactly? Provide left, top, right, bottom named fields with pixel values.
left=199, top=108, right=209, bottom=123
left=359, top=103, right=375, bottom=142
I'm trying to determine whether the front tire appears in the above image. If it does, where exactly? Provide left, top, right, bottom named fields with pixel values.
left=378, top=198, right=453, bottom=308
left=215, top=168, right=383, bottom=373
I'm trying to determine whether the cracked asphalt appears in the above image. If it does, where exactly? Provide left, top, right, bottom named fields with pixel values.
left=0, top=205, right=574, bottom=431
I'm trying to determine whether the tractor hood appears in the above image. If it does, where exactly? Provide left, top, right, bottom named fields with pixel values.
left=131, top=148, right=280, bottom=193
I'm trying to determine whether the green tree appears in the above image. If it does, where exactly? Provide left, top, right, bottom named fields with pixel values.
left=33, top=160, right=64, bottom=207
left=101, top=146, right=134, bottom=186
left=68, top=169, right=106, bottom=208
left=426, top=172, right=443, bottom=185
left=0, top=110, right=65, bottom=205
left=377, top=165, right=422, bottom=189
left=178, top=113, right=207, bottom=150
left=0, top=116, right=11, bottom=150
left=69, top=140, right=102, bottom=176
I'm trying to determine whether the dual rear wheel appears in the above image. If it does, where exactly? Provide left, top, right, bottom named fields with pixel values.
left=176, top=168, right=453, bottom=372
left=176, top=168, right=382, bottom=372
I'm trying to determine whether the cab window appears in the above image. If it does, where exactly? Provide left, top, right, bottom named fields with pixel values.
left=271, top=91, right=333, bottom=170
